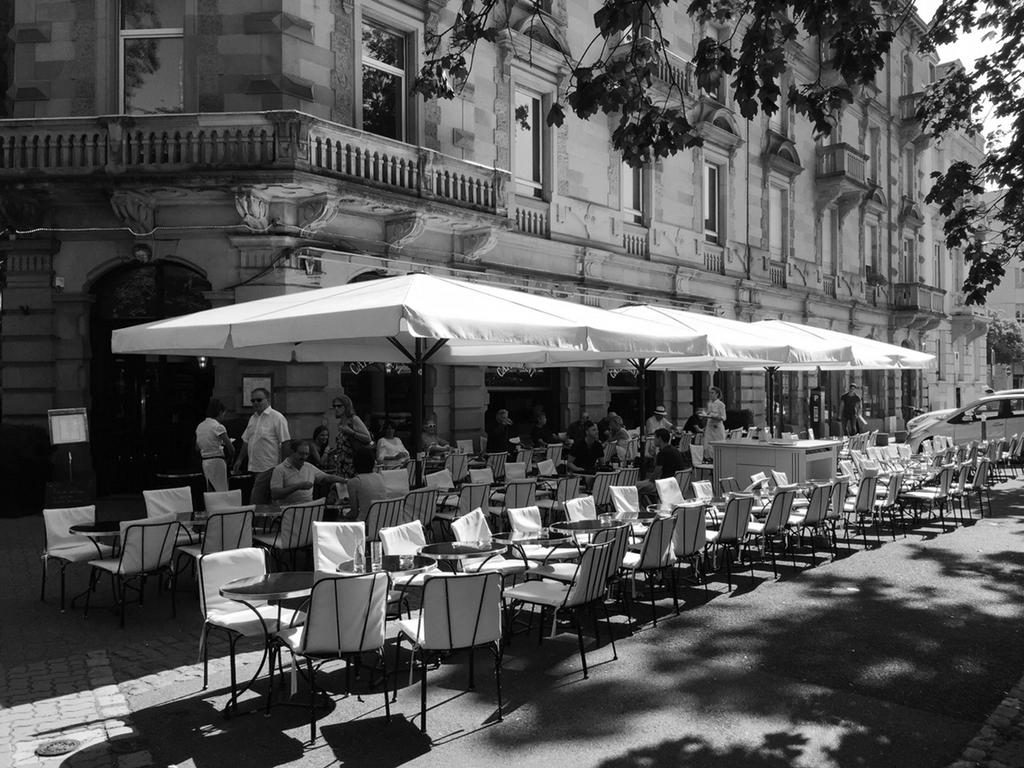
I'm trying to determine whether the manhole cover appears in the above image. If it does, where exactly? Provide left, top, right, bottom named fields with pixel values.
left=35, top=739, right=81, bottom=757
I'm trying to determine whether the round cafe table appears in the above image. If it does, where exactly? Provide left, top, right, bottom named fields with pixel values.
left=550, top=519, right=628, bottom=534
left=336, top=554, right=436, bottom=577
left=417, top=541, right=507, bottom=572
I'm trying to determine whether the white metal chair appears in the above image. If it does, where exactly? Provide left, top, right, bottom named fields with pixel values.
left=620, top=515, right=677, bottom=626
left=176, top=505, right=255, bottom=576
left=503, top=541, right=618, bottom=678
left=535, top=475, right=581, bottom=524
left=197, top=547, right=303, bottom=712
left=655, top=477, right=685, bottom=507
left=394, top=572, right=504, bottom=732
left=403, top=487, right=439, bottom=538
left=746, top=490, right=795, bottom=579
left=488, top=478, right=537, bottom=531
left=85, top=515, right=181, bottom=627
left=671, top=503, right=708, bottom=596
left=506, top=506, right=579, bottom=563
left=706, top=494, right=755, bottom=591
left=41, top=505, right=114, bottom=612
left=564, top=495, right=597, bottom=521
left=485, top=452, right=508, bottom=482
left=379, top=521, right=438, bottom=589
left=451, top=508, right=527, bottom=579
left=444, top=452, right=469, bottom=484
left=785, top=483, right=832, bottom=567
left=143, top=486, right=194, bottom=545
left=204, top=489, right=243, bottom=512
left=253, top=498, right=326, bottom=570
left=312, top=520, right=364, bottom=574
left=591, top=470, right=617, bottom=513
left=362, top=497, right=406, bottom=542
left=272, top=572, right=390, bottom=742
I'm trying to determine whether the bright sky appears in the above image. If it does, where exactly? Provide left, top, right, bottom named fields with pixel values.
left=914, top=0, right=993, bottom=69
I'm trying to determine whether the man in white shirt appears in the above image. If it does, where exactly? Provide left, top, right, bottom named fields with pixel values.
left=234, top=388, right=290, bottom=504
left=271, top=440, right=343, bottom=507
left=195, top=398, right=234, bottom=491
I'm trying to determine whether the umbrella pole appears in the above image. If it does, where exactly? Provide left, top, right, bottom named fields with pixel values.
left=765, top=367, right=777, bottom=438
left=630, top=358, right=654, bottom=440
left=386, top=337, right=448, bottom=457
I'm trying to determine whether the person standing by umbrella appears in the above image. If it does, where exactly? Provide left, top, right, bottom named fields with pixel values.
left=195, top=398, right=234, bottom=492
left=700, top=386, right=726, bottom=461
left=328, top=394, right=373, bottom=478
left=234, top=388, right=290, bottom=504
left=840, top=383, right=863, bottom=436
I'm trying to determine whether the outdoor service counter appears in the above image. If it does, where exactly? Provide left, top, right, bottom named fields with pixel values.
left=709, top=438, right=841, bottom=487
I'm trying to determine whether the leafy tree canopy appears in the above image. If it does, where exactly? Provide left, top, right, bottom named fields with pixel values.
left=414, top=0, right=1021, bottom=304
left=987, top=312, right=1024, bottom=364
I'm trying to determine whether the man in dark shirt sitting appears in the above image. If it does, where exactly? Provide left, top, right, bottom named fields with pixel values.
left=637, top=428, right=686, bottom=502
left=567, top=421, right=604, bottom=475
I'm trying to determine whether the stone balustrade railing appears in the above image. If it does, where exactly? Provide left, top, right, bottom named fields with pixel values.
left=0, top=111, right=508, bottom=216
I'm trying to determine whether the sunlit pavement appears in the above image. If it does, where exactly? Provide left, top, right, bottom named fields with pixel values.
left=4, top=481, right=1024, bottom=768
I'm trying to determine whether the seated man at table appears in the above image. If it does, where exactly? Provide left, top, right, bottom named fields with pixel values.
left=566, top=409, right=590, bottom=443
left=486, top=408, right=516, bottom=456
left=270, top=439, right=344, bottom=507
left=636, top=428, right=686, bottom=502
left=530, top=411, right=559, bottom=448
left=419, top=416, right=451, bottom=457
left=567, top=421, right=605, bottom=476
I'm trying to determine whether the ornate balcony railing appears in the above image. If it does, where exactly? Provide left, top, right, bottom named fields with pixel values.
left=769, top=260, right=786, bottom=287
left=513, top=195, right=550, bottom=237
left=822, top=274, right=837, bottom=298
left=622, top=221, right=649, bottom=257
left=0, top=111, right=509, bottom=216
left=891, top=282, right=945, bottom=312
left=700, top=243, right=725, bottom=275
left=816, top=143, right=867, bottom=184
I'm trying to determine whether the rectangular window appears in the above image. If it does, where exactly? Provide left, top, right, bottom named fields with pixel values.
left=514, top=88, right=544, bottom=198
left=703, top=163, right=721, bottom=243
left=869, top=127, right=881, bottom=183
left=622, top=161, right=646, bottom=223
left=1015, top=304, right=1024, bottom=323
left=904, top=148, right=915, bottom=198
left=1015, top=268, right=1024, bottom=289
left=933, top=244, right=943, bottom=288
left=866, top=223, right=879, bottom=273
left=901, top=236, right=915, bottom=282
left=936, top=337, right=945, bottom=380
left=362, top=21, right=407, bottom=141
left=821, top=208, right=837, bottom=273
left=769, top=185, right=786, bottom=259
left=120, top=0, right=184, bottom=115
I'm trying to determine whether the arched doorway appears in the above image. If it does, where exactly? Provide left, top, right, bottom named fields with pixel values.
left=90, top=262, right=213, bottom=494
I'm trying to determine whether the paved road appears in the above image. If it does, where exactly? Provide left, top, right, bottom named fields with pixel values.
left=4, top=483, right=1024, bottom=767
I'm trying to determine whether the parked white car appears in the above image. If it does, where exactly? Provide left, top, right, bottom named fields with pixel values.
left=907, top=390, right=1024, bottom=450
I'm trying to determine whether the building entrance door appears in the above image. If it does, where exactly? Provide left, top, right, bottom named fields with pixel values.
left=90, top=262, right=213, bottom=494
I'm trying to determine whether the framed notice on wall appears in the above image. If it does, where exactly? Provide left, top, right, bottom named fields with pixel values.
left=242, top=376, right=272, bottom=408
left=48, top=408, right=89, bottom=445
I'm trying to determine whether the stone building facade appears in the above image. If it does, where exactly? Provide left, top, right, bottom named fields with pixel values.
left=0, top=0, right=989, bottom=493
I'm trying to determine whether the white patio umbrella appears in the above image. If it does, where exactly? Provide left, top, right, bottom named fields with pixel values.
left=747, top=320, right=935, bottom=436
left=750, top=321, right=935, bottom=371
left=111, top=273, right=715, bottom=450
left=607, top=305, right=855, bottom=437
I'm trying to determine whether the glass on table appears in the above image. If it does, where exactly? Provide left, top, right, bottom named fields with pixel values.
left=370, top=541, right=383, bottom=571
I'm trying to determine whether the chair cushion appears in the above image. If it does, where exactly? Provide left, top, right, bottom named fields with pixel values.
left=524, top=562, right=577, bottom=583
left=504, top=580, right=570, bottom=607
left=517, top=544, right=578, bottom=562
left=46, top=542, right=114, bottom=563
left=395, top=617, right=423, bottom=646
left=621, top=551, right=641, bottom=570
left=208, top=605, right=303, bottom=638
left=88, top=556, right=123, bottom=574
left=462, top=556, right=527, bottom=576
left=176, top=544, right=202, bottom=561
left=746, top=521, right=766, bottom=535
